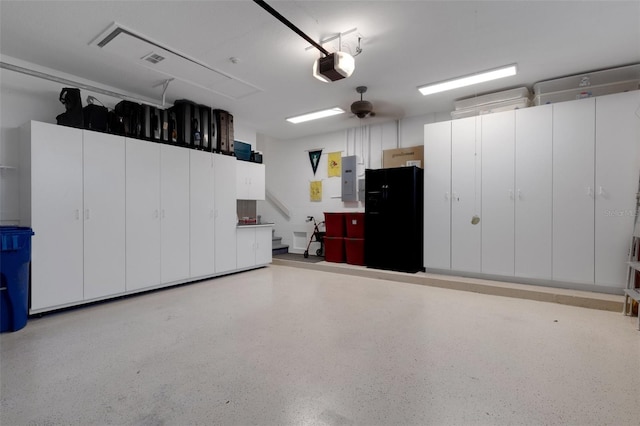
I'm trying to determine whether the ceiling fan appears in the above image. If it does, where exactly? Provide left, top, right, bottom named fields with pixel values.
left=350, top=86, right=375, bottom=118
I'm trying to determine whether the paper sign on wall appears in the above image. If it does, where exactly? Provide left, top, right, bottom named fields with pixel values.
left=328, top=152, right=341, bottom=177
left=310, top=180, right=322, bottom=202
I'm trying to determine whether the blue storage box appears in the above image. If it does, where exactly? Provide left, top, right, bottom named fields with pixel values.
left=1, top=226, right=34, bottom=332
left=234, top=140, right=252, bottom=161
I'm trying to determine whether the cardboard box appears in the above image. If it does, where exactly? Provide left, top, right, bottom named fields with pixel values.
left=382, top=145, right=423, bottom=168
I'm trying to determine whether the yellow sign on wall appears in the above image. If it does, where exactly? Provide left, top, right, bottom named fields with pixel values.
left=328, top=152, right=341, bottom=177
left=310, top=180, right=322, bottom=202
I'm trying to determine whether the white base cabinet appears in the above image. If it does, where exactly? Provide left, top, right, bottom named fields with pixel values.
left=21, top=121, right=269, bottom=314
left=237, top=226, right=273, bottom=269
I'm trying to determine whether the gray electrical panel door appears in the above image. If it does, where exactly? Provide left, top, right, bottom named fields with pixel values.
left=342, top=155, right=357, bottom=202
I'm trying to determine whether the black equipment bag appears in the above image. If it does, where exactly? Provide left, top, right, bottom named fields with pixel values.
left=172, top=99, right=197, bottom=147
left=114, top=100, right=144, bottom=138
left=167, top=108, right=178, bottom=144
left=158, top=109, right=170, bottom=143
left=191, top=104, right=202, bottom=150
left=83, top=104, right=108, bottom=132
left=143, top=105, right=162, bottom=141
left=213, top=109, right=233, bottom=154
left=56, top=88, right=84, bottom=128
left=107, top=110, right=125, bottom=135
left=199, top=105, right=212, bottom=152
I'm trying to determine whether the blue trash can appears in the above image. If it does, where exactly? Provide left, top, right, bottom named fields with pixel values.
left=1, top=226, right=34, bottom=332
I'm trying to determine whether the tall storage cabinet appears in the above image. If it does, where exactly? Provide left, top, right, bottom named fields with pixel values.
left=82, top=131, right=126, bottom=300
left=214, top=153, right=237, bottom=274
left=125, top=138, right=161, bottom=291
left=190, top=150, right=215, bottom=278
left=514, top=104, right=553, bottom=280
left=21, top=122, right=84, bottom=310
left=552, top=98, right=596, bottom=284
left=481, top=110, right=515, bottom=276
left=424, top=121, right=452, bottom=270
left=160, top=144, right=190, bottom=283
left=594, top=91, right=640, bottom=287
left=451, top=116, right=482, bottom=273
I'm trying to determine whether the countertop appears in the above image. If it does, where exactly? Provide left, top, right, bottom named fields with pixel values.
left=236, top=223, right=274, bottom=228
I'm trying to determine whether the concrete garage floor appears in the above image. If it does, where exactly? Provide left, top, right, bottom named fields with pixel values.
left=1, top=264, right=639, bottom=425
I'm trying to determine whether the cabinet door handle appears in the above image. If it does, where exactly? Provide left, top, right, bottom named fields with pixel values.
left=444, top=192, right=449, bottom=201
left=587, top=186, right=594, bottom=197
left=75, top=209, right=80, bottom=220
left=161, top=209, right=166, bottom=219
left=508, top=190, right=514, bottom=200
left=517, top=189, right=522, bottom=200
left=154, top=209, right=159, bottom=219
left=598, top=186, right=605, bottom=196
left=210, top=209, right=215, bottom=219
left=85, top=209, right=90, bottom=220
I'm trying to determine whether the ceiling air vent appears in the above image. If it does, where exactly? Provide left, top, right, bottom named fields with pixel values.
left=143, top=53, right=165, bottom=65
left=90, top=23, right=262, bottom=100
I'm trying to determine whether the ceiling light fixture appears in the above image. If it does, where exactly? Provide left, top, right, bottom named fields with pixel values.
left=418, top=64, right=517, bottom=96
left=286, top=107, right=345, bottom=124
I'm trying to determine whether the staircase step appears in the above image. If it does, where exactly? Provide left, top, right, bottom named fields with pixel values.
left=272, top=246, right=289, bottom=255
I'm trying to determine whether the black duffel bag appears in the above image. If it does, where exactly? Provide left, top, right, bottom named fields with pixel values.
left=83, top=101, right=109, bottom=132
left=56, top=88, right=84, bottom=128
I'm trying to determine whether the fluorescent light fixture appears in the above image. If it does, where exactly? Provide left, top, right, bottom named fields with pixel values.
left=418, top=64, right=517, bottom=96
left=286, top=107, right=345, bottom=124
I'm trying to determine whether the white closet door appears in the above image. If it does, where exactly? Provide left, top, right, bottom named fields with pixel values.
left=552, top=98, right=595, bottom=284
left=126, top=139, right=161, bottom=291
left=214, top=154, right=238, bottom=273
left=190, top=150, right=216, bottom=278
left=29, top=122, right=84, bottom=310
left=424, top=121, right=452, bottom=270
left=481, top=111, right=515, bottom=276
left=236, top=227, right=255, bottom=269
left=451, top=116, right=482, bottom=272
left=83, top=131, right=126, bottom=300
left=595, top=91, right=640, bottom=287
left=255, top=226, right=273, bottom=265
left=514, top=104, right=553, bottom=279
left=160, top=144, right=190, bottom=284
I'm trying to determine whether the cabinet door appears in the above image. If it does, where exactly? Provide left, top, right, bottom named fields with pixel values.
left=160, top=144, right=190, bottom=284
left=214, top=154, right=237, bottom=273
left=236, top=227, right=255, bottom=269
left=236, top=160, right=250, bottom=200
left=552, top=98, right=595, bottom=284
left=83, top=131, right=126, bottom=300
left=126, top=139, right=161, bottom=291
left=481, top=111, right=515, bottom=276
left=515, top=104, right=553, bottom=279
left=190, top=150, right=215, bottom=278
left=255, top=226, right=273, bottom=265
left=424, top=121, right=452, bottom=270
left=451, top=116, right=482, bottom=272
left=30, top=122, right=84, bottom=310
left=250, top=163, right=266, bottom=200
left=595, top=91, right=640, bottom=287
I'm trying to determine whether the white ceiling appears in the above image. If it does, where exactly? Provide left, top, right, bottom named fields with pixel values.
left=1, top=1, right=639, bottom=140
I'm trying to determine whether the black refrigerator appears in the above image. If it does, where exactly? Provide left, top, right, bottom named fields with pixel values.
left=364, top=166, right=424, bottom=273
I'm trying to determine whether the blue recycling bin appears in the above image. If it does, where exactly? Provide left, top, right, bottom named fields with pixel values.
left=1, top=226, right=34, bottom=332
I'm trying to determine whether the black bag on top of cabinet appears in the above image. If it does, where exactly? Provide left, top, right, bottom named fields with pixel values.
left=198, top=105, right=212, bottom=151
left=142, top=105, right=162, bottom=141
left=114, top=100, right=144, bottom=138
left=107, top=110, right=125, bottom=135
left=56, top=88, right=84, bottom=128
left=213, top=109, right=234, bottom=154
left=191, top=103, right=202, bottom=150
left=167, top=108, right=178, bottom=144
left=83, top=103, right=108, bottom=132
left=171, top=99, right=197, bottom=147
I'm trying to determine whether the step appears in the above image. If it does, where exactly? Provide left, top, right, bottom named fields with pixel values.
left=272, top=245, right=289, bottom=255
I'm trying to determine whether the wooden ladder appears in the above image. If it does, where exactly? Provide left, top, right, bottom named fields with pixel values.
left=623, top=175, right=640, bottom=330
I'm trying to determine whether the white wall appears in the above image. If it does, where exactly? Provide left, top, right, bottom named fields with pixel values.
left=258, top=119, right=429, bottom=254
